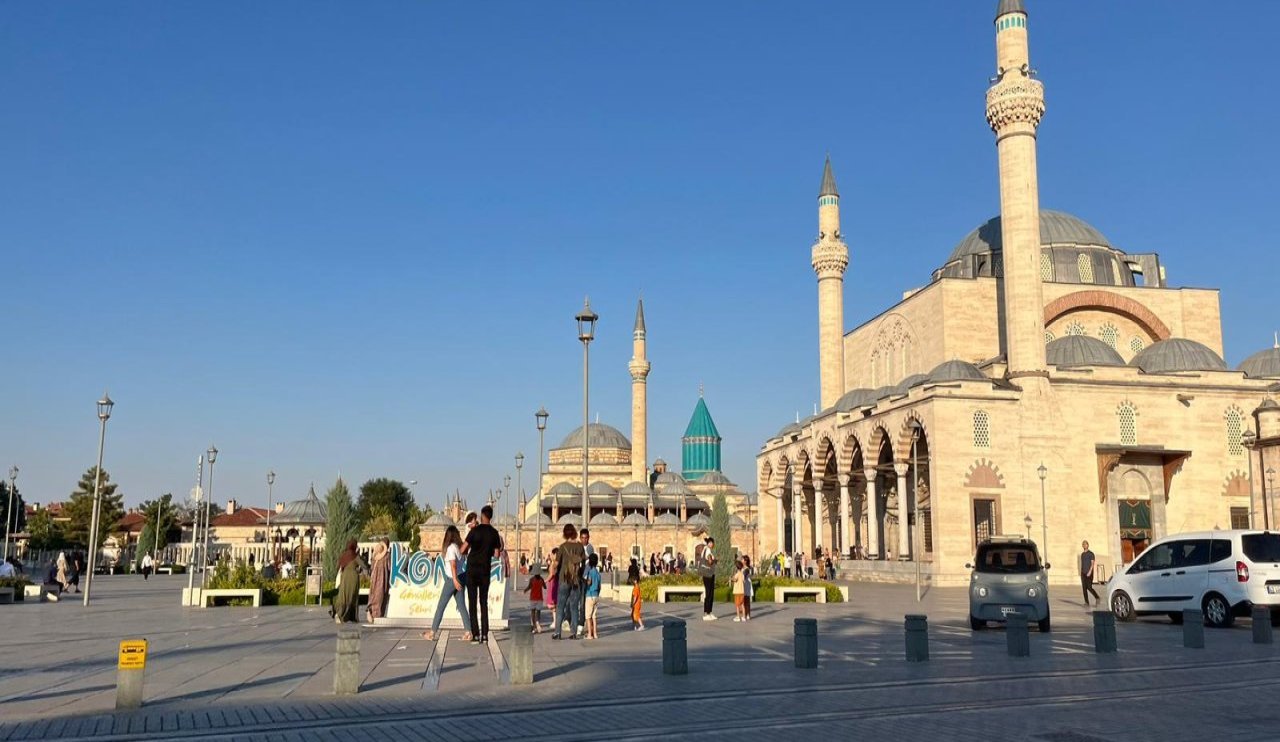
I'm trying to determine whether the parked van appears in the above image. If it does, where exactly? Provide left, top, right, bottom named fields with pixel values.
left=1107, top=530, right=1280, bottom=628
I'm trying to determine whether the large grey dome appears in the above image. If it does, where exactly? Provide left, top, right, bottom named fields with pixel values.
left=928, top=360, right=987, bottom=383
left=1239, top=346, right=1280, bottom=379
left=555, top=423, right=631, bottom=450
left=1130, top=338, right=1228, bottom=374
left=949, top=210, right=1112, bottom=263
left=1047, top=336, right=1125, bottom=368
left=894, top=374, right=930, bottom=395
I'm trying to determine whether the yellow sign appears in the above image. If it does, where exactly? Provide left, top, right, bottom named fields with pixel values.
left=118, top=639, right=147, bottom=670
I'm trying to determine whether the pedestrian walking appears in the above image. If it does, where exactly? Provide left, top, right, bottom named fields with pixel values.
left=461, top=505, right=504, bottom=643
left=332, top=540, right=367, bottom=624
left=524, top=566, right=547, bottom=633
left=553, top=524, right=586, bottom=640
left=697, top=538, right=718, bottom=621
left=423, top=526, right=472, bottom=641
left=742, top=556, right=754, bottom=620
left=584, top=553, right=601, bottom=639
left=579, top=528, right=595, bottom=634
left=367, top=537, right=391, bottom=623
left=732, top=558, right=746, bottom=622
left=1080, top=540, right=1101, bottom=608
left=546, top=547, right=560, bottom=633
left=783, top=553, right=792, bottom=578
left=55, top=552, right=70, bottom=591
left=629, top=562, right=645, bottom=631
left=140, top=552, right=153, bottom=580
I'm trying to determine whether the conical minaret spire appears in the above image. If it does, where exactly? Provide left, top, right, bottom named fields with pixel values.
left=812, top=157, right=849, bottom=409
left=629, top=297, right=651, bottom=484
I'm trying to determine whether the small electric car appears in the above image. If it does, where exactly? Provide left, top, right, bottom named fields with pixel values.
left=967, top=536, right=1051, bottom=632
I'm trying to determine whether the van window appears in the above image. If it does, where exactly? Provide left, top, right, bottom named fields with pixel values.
left=1242, top=534, right=1280, bottom=563
left=1210, top=539, right=1232, bottom=563
left=1130, top=542, right=1176, bottom=573
left=1173, top=539, right=1212, bottom=568
left=974, top=543, right=1040, bottom=574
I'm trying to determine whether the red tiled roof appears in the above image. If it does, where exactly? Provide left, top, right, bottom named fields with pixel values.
left=116, top=512, right=147, bottom=532
left=211, top=507, right=268, bottom=527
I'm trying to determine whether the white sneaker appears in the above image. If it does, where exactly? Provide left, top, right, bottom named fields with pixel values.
left=703, top=613, right=717, bottom=621
left=732, top=616, right=741, bottom=622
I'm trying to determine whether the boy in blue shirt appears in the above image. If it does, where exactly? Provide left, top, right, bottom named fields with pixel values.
left=583, top=553, right=601, bottom=640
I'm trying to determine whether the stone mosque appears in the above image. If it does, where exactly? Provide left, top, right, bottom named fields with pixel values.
left=756, top=0, right=1280, bottom=585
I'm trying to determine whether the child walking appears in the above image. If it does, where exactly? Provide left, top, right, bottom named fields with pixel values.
left=742, top=555, right=754, bottom=621
left=732, top=558, right=746, bottom=622
left=628, top=562, right=645, bottom=631
left=584, top=554, right=601, bottom=640
left=546, top=548, right=560, bottom=636
left=524, top=566, right=547, bottom=633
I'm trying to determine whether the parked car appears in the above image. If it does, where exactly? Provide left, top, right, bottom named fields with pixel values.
left=967, top=536, right=1051, bottom=632
left=1108, top=530, right=1280, bottom=628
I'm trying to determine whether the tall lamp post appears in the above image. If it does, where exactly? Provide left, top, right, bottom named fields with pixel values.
left=266, top=470, right=275, bottom=562
left=908, top=419, right=923, bottom=601
left=1024, top=513, right=1033, bottom=540
left=515, top=452, right=524, bottom=566
left=83, top=392, right=114, bottom=607
left=502, top=474, right=512, bottom=553
left=1243, top=430, right=1260, bottom=528
left=1037, top=463, right=1048, bottom=563
left=576, top=298, right=597, bottom=526
left=200, top=444, right=218, bottom=588
left=1269, top=468, right=1277, bottom=530
left=3, top=465, right=17, bottom=563
left=186, top=455, right=204, bottom=602
left=535, top=407, right=549, bottom=564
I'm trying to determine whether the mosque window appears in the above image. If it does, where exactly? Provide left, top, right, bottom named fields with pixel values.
left=1040, top=252, right=1053, bottom=281
left=992, top=255, right=1003, bottom=278
left=973, top=410, right=992, bottom=449
left=1226, top=407, right=1245, bottom=456
left=1065, top=321, right=1086, bottom=336
left=1117, top=403, right=1137, bottom=445
left=1045, top=331, right=1055, bottom=344
left=1077, top=254, right=1095, bottom=284
left=1130, top=337, right=1145, bottom=354
left=1100, top=323, right=1119, bottom=349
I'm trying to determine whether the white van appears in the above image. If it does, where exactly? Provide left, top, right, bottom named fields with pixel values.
left=1108, top=530, right=1280, bottom=628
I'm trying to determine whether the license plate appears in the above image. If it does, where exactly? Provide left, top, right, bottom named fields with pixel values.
left=1267, top=585, right=1280, bottom=594
left=1000, top=606, right=1018, bottom=615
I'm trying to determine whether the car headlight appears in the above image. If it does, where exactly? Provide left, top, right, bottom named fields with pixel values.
left=1027, top=587, right=1038, bottom=598
left=977, top=587, right=988, bottom=597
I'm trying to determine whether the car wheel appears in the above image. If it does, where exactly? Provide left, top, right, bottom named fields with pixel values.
left=970, top=615, right=985, bottom=630
left=1038, top=612, right=1051, bottom=633
left=1111, top=591, right=1135, bottom=622
left=1168, top=612, right=1184, bottom=625
left=1203, top=593, right=1234, bottom=628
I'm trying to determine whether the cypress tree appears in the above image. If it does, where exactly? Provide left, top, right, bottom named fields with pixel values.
left=709, top=491, right=733, bottom=581
left=323, top=477, right=358, bottom=581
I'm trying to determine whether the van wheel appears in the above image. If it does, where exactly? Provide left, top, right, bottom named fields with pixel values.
left=1203, top=593, right=1234, bottom=628
left=1168, top=612, right=1184, bottom=625
left=1111, top=591, right=1135, bottom=622
left=970, top=615, right=985, bottom=630
left=1038, top=612, right=1051, bottom=633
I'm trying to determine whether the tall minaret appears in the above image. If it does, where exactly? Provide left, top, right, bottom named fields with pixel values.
left=628, top=298, right=651, bottom=484
left=987, top=0, right=1048, bottom=377
left=812, top=157, right=849, bottom=408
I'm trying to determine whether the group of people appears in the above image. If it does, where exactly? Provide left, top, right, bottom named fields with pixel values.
left=647, top=550, right=687, bottom=576
left=769, top=549, right=837, bottom=581
left=49, top=552, right=84, bottom=593
left=417, top=505, right=507, bottom=644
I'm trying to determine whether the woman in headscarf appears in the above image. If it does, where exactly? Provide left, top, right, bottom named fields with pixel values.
left=332, top=540, right=366, bottom=624
left=55, top=552, right=70, bottom=591
left=366, top=538, right=391, bottom=623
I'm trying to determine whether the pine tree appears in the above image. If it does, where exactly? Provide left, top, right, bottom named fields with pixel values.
left=65, top=467, right=124, bottom=549
left=323, top=477, right=358, bottom=581
left=709, top=491, right=733, bottom=581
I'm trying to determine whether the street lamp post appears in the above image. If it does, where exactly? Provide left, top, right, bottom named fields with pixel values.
left=151, top=492, right=168, bottom=566
left=535, top=407, right=549, bottom=565
left=201, top=445, right=218, bottom=588
left=266, top=470, right=275, bottom=563
left=1024, top=513, right=1033, bottom=540
left=503, top=473, right=512, bottom=554
left=515, top=452, right=524, bottom=567
left=909, top=419, right=923, bottom=602
left=1243, top=430, right=1260, bottom=528
left=83, top=392, right=114, bottom=607
left=186, top=455, right=204, bottom=602
left=3, top=465, right=17, bottom=563
left=576, top=298, right=598, bottom=527
left=1037, top=463, right=1048, bottom=562
left=1269, top=468, right=1278, bottom=530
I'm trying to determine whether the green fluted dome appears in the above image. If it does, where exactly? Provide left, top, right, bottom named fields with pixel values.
left=682, top=396, right=723, bottom=481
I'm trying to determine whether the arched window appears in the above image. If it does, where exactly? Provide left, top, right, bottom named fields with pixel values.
left=1130, top=336, right=1145, bottom=354
left=1226, top=407, right=1245, bottom=456
left=1040, top=251, right=1053, bottom=281
left=1100, top=323, right=1119, bottom=349
left=1117, top=403, right=1137, bottom=446
left=1078, top=254, right=1095, bottom=284
left=973, top=410, right=992, bottom=449
left=1065, top=321, right=1087, bottom=336
left=1045, top=331, right=1056, bottom=344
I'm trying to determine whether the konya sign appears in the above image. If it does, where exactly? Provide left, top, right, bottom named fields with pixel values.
left=384, top=543, right=507, bottom=625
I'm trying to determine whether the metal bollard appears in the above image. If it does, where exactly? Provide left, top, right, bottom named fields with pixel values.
left=334, top=628, right=361, bottom=695
left=1006, top=613, right=1030, bottom=657
left=1092, top=611, right=1117, bottom=653
left=794, top=618, right=818, bottom=669
left=1253, top=606, right=1274, bottom=645
left=510, top=628, right=534, bottom=684
left=662, top=619, right=688, bottom=675
left=904, top=614, right=929, bottom=662
left=1182, top=609, right=1204, bottom=649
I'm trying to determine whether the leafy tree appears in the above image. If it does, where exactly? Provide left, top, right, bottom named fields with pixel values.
left=0, top=481, right=26, bottom=538
left=356, top=478, right=415, bottom=540
left=323, top=477, right=358, bottom=581
left=26, top=508, right=64, bottom=551
left=709, top=491, right=733, bottom=581
left=135, top=493, right=177, bottom=566
left=64, top=467, right=123, bottom=549
left=361, top=506, right=398, bottom=540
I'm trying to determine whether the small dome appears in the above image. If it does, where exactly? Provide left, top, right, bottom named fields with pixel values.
left=622, top=512, right=650, bottom=526
left=775, top=421, right=802, bottom=438
left=1131, top=338, right=1228, bottom=374
left=1046, top=335, right=1125, bottom=368
left=653, top=471, right=688, bottom=489
left=684, top=496, right=708, bottom=511
left=556, top=513, right=583, bottom=526
left=493, top=513, right=518, bottom=528
left=653, top=457, right=667, bottom=467
left=589, top=512, right=618, bottom=526
left=546, top=482, right=581, bottom=497
left=729, top=514, right=746, bottom=527
left=686, top=512, right=710, bottom=526
left=659, top=481, right=694, bottom=498
left=835, top=388, right=876, bottom=412
left=1240, top=347, right=1280, bottom=379
left=653, top=512, right=680, bottom=526
left=928, top=360, right=987, bottom=383
left=424, top=512, right=455, bottom=526
left=524, top=512, right=553, bottom=525
left=586, top=481, right=617, bottom=496
left=1256, top=398, right=1280, bottom=412
left=554, top=423, right=631, bottom=451
left=893, top=374, right=930, bottom=395
left=620, top=481, right=652, bottom=497
left=696, top=472, right=732, bottom=485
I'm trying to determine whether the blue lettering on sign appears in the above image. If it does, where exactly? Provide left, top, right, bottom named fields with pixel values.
left=389, top=542, right=504, bottom=587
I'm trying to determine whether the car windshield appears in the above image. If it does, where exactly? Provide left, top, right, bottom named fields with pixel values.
left=974, top=544, right=1040, bottom=573
left=1242, top=534, right=1280, bottom=563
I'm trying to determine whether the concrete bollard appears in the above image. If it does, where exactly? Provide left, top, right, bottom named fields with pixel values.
left=115, top=639, right=148, bottom=710
left=1252, top=606, right=1274, bottom=645
left=510, top=628, right=534, bottom=684
left=1092, top=611, right=1117, bottom=654
left=904, top=614, right=929, bottom=662
left=1006, top=613, right=1030, bottom=657
left=1182, top=609, right=1204, bottom=649
left=662, top=619, right=688, bottom=675
left=794, top=618, right=818, bottom=669
left=334, top=628, right=361, bottom=695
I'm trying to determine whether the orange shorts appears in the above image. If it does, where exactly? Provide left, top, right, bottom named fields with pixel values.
left=734, top=594, right=745, bottom=607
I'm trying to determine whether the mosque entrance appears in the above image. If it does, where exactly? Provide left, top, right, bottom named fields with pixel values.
left=1119, top=499, right=1151, bottom=563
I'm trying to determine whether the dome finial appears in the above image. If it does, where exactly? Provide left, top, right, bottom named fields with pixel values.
left=819, top=156, right=839, bottom=198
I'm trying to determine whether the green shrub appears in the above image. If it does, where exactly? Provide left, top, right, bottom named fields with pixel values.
left=0, top=577, right=32, bottom=601
left=753, top=576, right=843, bottom=603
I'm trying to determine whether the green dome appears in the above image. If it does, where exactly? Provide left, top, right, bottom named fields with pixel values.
left=682, top=396, right=723, bottom=480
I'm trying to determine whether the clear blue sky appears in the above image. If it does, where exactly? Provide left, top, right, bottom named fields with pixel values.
left=3, top=1, right=1277, bottom=512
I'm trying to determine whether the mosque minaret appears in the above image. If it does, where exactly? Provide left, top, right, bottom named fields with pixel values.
left=629, top=298, right=651, bottom=484
left=812, top=157, right=849, bottom=409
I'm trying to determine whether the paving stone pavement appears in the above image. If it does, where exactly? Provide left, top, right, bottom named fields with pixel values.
left=2, top=574, right=1278, bottom=740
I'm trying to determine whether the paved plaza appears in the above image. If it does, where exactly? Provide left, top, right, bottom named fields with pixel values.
left=2, top=575, right=1279, bottom=740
